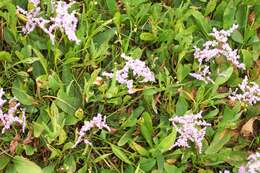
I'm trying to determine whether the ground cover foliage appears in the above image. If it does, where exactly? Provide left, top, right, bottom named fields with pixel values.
left=0, top=0, right=260, bottom=172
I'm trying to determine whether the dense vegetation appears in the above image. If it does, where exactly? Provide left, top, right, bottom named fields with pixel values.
left=0, top=0, right=259, bottom=172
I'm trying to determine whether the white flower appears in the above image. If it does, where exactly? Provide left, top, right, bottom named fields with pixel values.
left=190, top=65, right=214, bottom=84
left=229, top=76, right=260, bottom=105
left=16, top=0, right=80, bottom=44
left=169, top=111, right=211, bottom=153
left=219, top=170, right=230, bottom=173
left=102, top=53, right=155, bottom=94
left=0, top=93, right=26, bottom=134
left=48, top=1, right=81, bottom=44
left=239, top=151, right=260, bottom=173
left=195, top=24, right=244, bottom=69
left=0, top=88, right=6, bottom=108
left=72, top=113, right=110, bottom=148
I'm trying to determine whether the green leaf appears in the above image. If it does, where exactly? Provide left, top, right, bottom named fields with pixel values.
left=192, top=10, right=210, bottom=37
left=176, top=64, right=191, bottom=82
left=118, top=128, right=135, bottom=146
left=32, top=122, right=45, bottom=138
left=122, top=106, right=144, bottom=128
left=55, top=88, right=80, bottom=115
left=140, top=32, right=157, bottom=41
left=204, top=109, right=219, bottom=119
left=111, top=144, right=132, bottom=164
left=23, top=145, right=37, bottom=155
left=241, top=49, right=253, bottom=69
left=12, top=79, right=35, bottom=105
left=63, top=156, right=76, bottom=173
left=157, top=128, right=176, bottom=153
left=236, top=4, right=248, bottom=31
left=176, top=95, right=188, bottom=115
left=13, top=156, right=43, bottom=173
left=106, top=0, right=117, bottom=14
left=139, top=158, right=156, bottom=172
left=43, top=164, right=55, bottom=173
left=32, top=48, right=48, bottom=74
left=231, top=30, right=244, bottom=44
left=48, top=72, right=62, bottom=92
left=214, top=66, right=233, bottom=85
left=164, top=163, right=182, bottom=173
left=205, top=129, right=232, bottom=155
left=223, top=1, right=236, bottom=28
left=0, top=51, right=11, bottom=61
left=140, top=112, right=153, bottom=146
left=205, top=0, right=217, bottom=16
left=0, top=154, right=11, bottom=170
left=94, top=154, right=112, bottom=163
left=129, top=141, right=149, bottom=157
left=195, top=86, right=205, bottom=103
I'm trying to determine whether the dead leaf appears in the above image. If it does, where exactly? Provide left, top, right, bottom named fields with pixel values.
left=218, top=86, right=229, bottom=93
left=241, top=116, right=260, bottom=137
left=166, top=159, right=177, bottom=165
left=23, top=130, right=33, bottom=145
left=110, top=127, right=118, bottom=134
left=248, top=12, right=255, bottom=25
left=93, top=76, right=103, bottom=86
left=10, top=133, right=20, bottom=155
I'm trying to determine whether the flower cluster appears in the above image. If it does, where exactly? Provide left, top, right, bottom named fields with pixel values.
left=102, top=53, right=155, bottom=94
left=238, top=151, right=260, bottom=173
left=72, top=113, right=110, bottom=148
left=169, top=111, right=211, bottom=153
left=16, top=0, right=80, bottom=44
left=229, top=76, right=260, bottom=105
left=0, top=88, right=26, bottom=134
left=48, top=1, right=81, bottom=44
left=190, top=65, right=214, bottom=84
left=190, top=24, right=245, bottom=83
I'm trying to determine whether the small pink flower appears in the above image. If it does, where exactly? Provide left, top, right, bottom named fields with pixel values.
left=229, top=76, right=260, bottom=105
left=16, top=0, right=80, bottom=44
left=102, top=53, right=155, bottom=94
left=169, top=111, right=211, bottom=153
left=191, top=24, right=245, bottom=83
left=0, top=91, right=26, bottom=134
left=72, top=113, right=110, bottom=148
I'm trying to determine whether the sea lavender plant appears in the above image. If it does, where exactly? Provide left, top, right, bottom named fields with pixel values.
left=16, top=0, right=80, bottom=44
left=229, top=76, right=260, bottom=105
left=16, top=5, right=49, bottom=34
left=189, top=65, right=214, bottom=84
left=190, top=24, right=245, bottom=83
left=72, top=113, right=110, bottom=148
left=169, top=111, right=211, bottom=153
left=197, top=24, right=244, bottom=69
left=48, top=1, right=81, bottom=44
left=0, top=88, right=26, bottom=134
left=102, top=53, right=155, bottom=94
left=238, top=151, right=260, bottom=173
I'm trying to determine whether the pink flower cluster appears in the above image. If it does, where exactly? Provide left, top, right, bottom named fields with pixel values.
left=72, top=113, right=110, bottom=148
left=238, top=151, right=260, bottom=173
left=229, top=76, right=260, bottom=105
left=0, top=88, right=26, bottom=134
left=102, top=53, right=155, bottom=94
left=169, top=111, right=211, bottom=153
left=190, top=65, right=214, bottom=84
left=16, top=0, right=80, bottom=44
left=190, top=24, right=245, bottom=83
